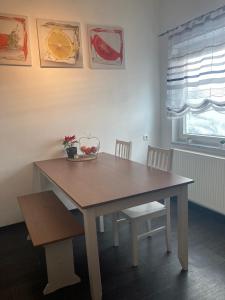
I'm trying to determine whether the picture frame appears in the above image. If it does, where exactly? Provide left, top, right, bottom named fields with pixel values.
left=0, top=13, right=32, bottom=66
left=87, top=24, right=125, bottom=69
left=37, top=18, right=83, bottom=68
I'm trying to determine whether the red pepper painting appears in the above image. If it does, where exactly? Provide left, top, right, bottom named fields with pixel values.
left=0, top=13, right=31, bottom=66
left=88, top=25, right=125, bottom=69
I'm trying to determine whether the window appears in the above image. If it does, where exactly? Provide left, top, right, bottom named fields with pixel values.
left=166, top=7, right=225, bottom=149
left=184, top=110, right=225, bottom=138
left=177, top=43, right=225, bottom=143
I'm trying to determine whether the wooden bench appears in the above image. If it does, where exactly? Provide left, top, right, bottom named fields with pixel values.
left=18, top=191, right=84, bottom=294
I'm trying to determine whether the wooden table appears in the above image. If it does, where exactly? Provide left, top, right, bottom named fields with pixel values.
left=34, top=153, right=193, bottom=300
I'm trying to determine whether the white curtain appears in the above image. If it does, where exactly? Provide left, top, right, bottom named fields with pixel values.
left=167, top=6, right=225, bottom=118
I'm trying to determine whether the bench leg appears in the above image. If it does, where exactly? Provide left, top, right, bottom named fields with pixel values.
left=43, top=239, right=80, bottom=295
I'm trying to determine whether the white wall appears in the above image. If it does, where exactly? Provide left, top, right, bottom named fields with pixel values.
left=0, top=0, right=160, bottom=227
left=158, top=0, right=225, bottom=147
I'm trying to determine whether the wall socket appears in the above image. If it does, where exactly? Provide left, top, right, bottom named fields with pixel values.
left=143, top=135, right=149, bottom=141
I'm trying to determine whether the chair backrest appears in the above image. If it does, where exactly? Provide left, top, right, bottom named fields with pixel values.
left=147, top=146, right=173, bottom=171
left=115, top=140, right=131, bottom=159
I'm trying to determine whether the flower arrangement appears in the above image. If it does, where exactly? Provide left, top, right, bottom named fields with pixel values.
left=62, top=135, right=78, bottom=149
left=63, top=135, right=100, bottom=161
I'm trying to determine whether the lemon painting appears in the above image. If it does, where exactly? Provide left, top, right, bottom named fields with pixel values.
left=37, top=19, right=83, bottom=67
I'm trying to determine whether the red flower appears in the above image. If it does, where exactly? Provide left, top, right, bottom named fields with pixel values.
left=62, top=135, right=77, bottom=148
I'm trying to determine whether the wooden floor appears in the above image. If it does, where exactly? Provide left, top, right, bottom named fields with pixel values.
left=0, top=199, right=225, bottom=300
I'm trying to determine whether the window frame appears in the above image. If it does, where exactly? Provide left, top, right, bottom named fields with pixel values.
left=172, top=116, right=225, bottom=156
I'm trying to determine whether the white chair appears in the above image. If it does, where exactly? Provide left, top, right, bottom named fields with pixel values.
left=99, top=140, right=131, bottom=232
left=113, top=145, right=173, bottom=266
left=115, top=139, right=131, bottom=159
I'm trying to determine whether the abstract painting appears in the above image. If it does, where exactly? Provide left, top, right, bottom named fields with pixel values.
left=88, top=25, right=125, bottom=69
left=37, top=19, right=83, bottom=68
left=0, top=13, right=31, bottom=66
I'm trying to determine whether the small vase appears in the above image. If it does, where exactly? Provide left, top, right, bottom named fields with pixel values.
left=66, top=147, right=77, bottom=159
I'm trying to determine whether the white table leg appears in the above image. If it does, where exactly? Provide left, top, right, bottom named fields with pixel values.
left=32, top=165, right=42, bottom=192
left=32, top=166, right=49, bottom=192
left=177, top=186, right=188, bottom=270
left=43, top=239, right=80, bottom=295
left=83, top=210, right=102, bottom=300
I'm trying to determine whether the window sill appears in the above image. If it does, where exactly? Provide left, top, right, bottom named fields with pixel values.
left=172, top=141, right=225, bottom=158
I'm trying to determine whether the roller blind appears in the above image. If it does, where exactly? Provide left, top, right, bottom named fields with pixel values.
left=167, top=6, right=225, bottom=118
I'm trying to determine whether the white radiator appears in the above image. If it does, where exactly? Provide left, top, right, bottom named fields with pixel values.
left=173, top=149, right=225, bottom=215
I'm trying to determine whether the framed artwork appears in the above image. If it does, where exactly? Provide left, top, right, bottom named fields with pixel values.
left=36, top=19, right=83, bottom=68
left=0, top=13, right=31, bottom=66
left=88, top=25, right=125, bottom=69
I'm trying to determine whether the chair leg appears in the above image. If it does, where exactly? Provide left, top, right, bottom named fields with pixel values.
left=99, top=216, right=104, bottom=232
left=165, top=198, right=171, bottom=252
left=146, top=219, right=152, bottom=235
left=131, top=220, right=138, bottom=267
left=112, top=213, right=119, bottom=246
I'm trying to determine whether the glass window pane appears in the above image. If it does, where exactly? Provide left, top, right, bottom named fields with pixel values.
left=185, top=110, right=225, bottom=137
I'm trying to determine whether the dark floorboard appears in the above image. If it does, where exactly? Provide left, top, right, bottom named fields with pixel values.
left=0, top=199, right=225, bottom=300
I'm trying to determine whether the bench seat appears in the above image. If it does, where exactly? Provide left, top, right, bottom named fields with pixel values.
left=18, top=191, right=84, bottom=294
left=18, top=191, right=84, bottom=246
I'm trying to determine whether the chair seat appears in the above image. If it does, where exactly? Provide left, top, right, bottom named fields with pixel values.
left=122, top=201, right=166, bottom=219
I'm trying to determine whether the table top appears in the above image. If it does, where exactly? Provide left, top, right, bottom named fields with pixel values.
left=35, top=153, right=193, bottom=209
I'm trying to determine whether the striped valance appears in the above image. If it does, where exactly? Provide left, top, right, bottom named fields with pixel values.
left=166, top=5, right=225, bottom=118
